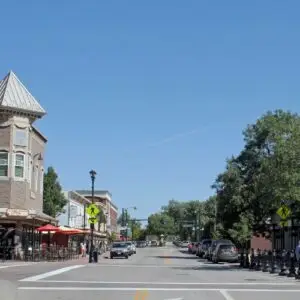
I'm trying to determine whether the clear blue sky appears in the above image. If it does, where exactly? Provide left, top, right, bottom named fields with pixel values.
left=1, top=1, right=299, bottom=220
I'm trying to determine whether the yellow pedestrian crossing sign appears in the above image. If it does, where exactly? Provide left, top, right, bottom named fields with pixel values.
left=277, top=205, right=291, bottom=219
left=88, top=217, right=97, bottom=224
left=86, top=204, right=100, bottom=217
left=280, top=220, right=288, bottom=227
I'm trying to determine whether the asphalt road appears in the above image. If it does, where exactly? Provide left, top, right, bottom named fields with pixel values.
left=1, top=243, right=300, bottom=300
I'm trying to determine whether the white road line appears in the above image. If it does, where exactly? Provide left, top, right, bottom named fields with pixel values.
left=0, top=264, right=34, bottom=269
left=19, top=265, right=84, bottom=282
left=220, top=290, right=235, bottom=300
left=35, top=280, right=298, bottom=286
left=17, top=287, right=300, bottom=292
left=88, top=264, right=206, bottom=268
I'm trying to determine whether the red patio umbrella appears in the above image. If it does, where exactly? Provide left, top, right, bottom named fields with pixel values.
left=37, top=224, right=61, bottom=232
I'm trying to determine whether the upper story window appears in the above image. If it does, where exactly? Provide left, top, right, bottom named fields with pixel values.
left=15, top=154, right=25, bottom=178
left=14, top=129, right=28, bottom=147
left=0, top=152, right=8, bottom=177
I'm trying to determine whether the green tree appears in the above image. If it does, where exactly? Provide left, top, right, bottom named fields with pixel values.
left=43, top=166, right=67, bottom=218
left=147, top=213, right=175, bottom=236
left=213, top=110, right=300, bottom=243
left=107, top=232, right=117, bottom=243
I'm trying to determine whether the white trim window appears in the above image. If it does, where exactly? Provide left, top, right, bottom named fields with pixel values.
left=14, top=128, right=28, bottom=147
left=15, top=153, right=25, bottom=178
left=0, top=152, right=9, bottom=177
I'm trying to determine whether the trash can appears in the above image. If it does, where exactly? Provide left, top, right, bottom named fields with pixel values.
left=93, top=249, right=98, bottom=263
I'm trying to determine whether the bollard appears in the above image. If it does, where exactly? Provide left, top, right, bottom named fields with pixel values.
left=244, top=249, right=250, bottom=268
left=287, top=250, right=296, bottom=278
left=295, top=256, right=300, bottom=280
left=261, top=249, right=267, bottom=271
left=270, top=249, right=278, bottom=274
left=262, top=250, right=271, bottom=272
left=279, top=249, right=288, bottom=276
left=239, top=248, right=245, bottom=268
left=255, top=248, right=262, bottom=271
left=249, top=248, right=256, bottom=270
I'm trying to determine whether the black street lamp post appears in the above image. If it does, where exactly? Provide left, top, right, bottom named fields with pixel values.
left=89, top=170, right=96, bottom=263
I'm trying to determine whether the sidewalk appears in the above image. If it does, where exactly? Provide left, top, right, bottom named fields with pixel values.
left=0, top=251, right=110, bottom=266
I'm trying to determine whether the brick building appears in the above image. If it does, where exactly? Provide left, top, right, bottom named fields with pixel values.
left=0, top=71, right=55, bottom=258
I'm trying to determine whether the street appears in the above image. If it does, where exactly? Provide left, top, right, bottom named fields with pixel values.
left=1, top=243, right=300, bottom=300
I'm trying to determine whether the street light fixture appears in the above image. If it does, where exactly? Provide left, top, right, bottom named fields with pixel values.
left=89, top=170, right=96, bottom=263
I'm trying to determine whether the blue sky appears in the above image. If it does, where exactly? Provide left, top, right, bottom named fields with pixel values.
left=1, top=1, right=299, bottom=220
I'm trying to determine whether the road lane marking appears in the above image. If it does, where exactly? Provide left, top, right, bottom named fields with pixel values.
left=0, top=264, right=34, bottom=269
left=17, top=287, right=300, bottom=292
left=19, top=265, right=85, bottom=282
left=87, top=264, right=202, bottom=268
left=220, top=290, right=235, bottom=300
left=34, top=280, right=298, bottom=286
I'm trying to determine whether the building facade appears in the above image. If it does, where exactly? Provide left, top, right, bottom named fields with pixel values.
left=76, top=190, right=118, bottom=235
left=0, top=71, right=55, bottom=257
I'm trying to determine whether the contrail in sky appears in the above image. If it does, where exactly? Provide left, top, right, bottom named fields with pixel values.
left=147, top=128, right=204, bottom=148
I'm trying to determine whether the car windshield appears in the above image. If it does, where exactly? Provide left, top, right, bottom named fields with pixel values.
left=125, top=242, right=132, bottom=246
left=113, top=243, right=127, bottom=248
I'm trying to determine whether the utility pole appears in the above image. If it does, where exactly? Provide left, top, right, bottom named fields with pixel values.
left=89, top=170, right=96, bottom=263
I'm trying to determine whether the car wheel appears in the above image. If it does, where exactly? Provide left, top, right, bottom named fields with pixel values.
left=125, top=255, right=129, bottom=259
left=110, top=256, right=113, bottom=259
left=134, top=251, right=136, bottom=254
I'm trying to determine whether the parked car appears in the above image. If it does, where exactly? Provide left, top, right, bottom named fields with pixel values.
left=211, top=243, right=239, bottom=263
left=180, top=241, right=190, bottom=249
left=110, top=242, right=129, bottom=259
left=207, top=239, right=233, bottom=261
left=151, top=240, right=159, bottom=247
left=136, top=241, right=147, bottom=248
left=196, top=239, right=212, bottom=257
left=125, top=241, right=136, bottom=255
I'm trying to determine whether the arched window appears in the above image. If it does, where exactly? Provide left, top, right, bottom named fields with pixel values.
left=0, top=152, right=9, bottom=177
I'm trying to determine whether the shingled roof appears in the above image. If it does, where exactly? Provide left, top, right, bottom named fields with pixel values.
left=0, top=71, right=46, bottom=117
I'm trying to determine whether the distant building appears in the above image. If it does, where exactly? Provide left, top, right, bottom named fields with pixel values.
left=76, top=190, right=118, bottom=235
left=0, top=71, right=55, bottom=258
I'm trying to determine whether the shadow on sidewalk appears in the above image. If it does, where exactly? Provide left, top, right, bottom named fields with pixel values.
left=148, top=255, right=200, bottom=260
left=171, top=263, right=242, bottom=271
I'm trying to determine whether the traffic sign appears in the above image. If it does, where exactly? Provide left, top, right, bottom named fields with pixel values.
left=277, top=205, right=291, bottom=220
left=88, top=217, right=97, bottom=224
left=182, top=224, right=193, bottom=228
left=280, top=220, right=288, bottom=227
left=86, top=204, right=100, bottom=217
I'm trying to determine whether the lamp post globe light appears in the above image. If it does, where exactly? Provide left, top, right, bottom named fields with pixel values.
left=89, top=170, right=97, bottom=263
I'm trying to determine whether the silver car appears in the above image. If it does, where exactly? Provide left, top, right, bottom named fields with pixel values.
left=110, top=242, right=129, bottom=259
left=211, top=243, right=239, bottom=263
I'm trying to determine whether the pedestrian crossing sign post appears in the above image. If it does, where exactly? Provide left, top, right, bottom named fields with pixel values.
left=88, top=217, right=97, bottom=224
left=277, top=204, right=291, bottom=228
left=86, top=204, right=100, bottom=218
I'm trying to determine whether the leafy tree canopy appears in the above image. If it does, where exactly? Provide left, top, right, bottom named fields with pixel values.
left=147, top=110, right=300, bottom=245
left=43, top=166, right=67, bottom=218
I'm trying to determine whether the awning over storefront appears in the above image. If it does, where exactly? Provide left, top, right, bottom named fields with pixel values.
left=58, top=226, right=84, bottom=235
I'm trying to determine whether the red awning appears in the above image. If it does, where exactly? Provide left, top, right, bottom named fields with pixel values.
left=37, top=224, right=61, bottom=232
